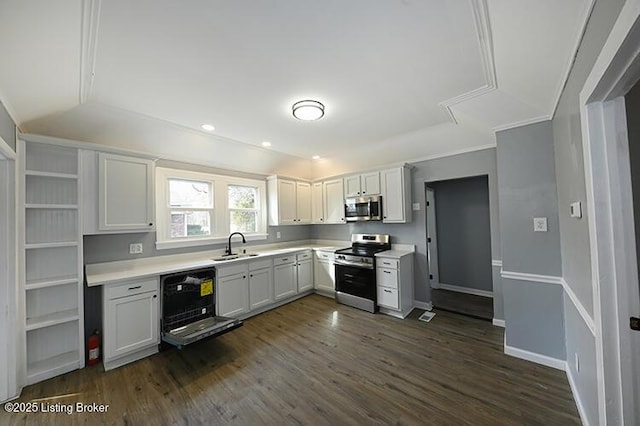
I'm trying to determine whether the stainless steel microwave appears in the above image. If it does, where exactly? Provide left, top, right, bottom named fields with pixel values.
left=344, top=195, right=382, bottom=222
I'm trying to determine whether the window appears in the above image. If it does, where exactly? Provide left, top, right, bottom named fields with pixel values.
left=169, top=179, right=213, bottom=238
left=228, top=185, right=258, bottom=233
left=156, top=168, right=267, bottom=249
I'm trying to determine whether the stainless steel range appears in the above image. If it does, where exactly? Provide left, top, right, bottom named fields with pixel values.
left=335, top=234, right=391, bottom=313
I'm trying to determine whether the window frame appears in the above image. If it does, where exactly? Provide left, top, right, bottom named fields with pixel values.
left=156, top=168, right=267, bottom=250
left=227, top=183, right=261, bottom=234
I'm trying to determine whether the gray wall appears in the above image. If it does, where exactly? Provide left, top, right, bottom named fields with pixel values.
left=551, top=1, right=625, bottom=421
left=430, top=176, right=492, bottom=292
left=564, top=296, right=598, bottom=426
left=311, top=147, right=503, bottom=319
left=496, top=121, right=562, bottom=276
left=83, top=225, right=312, bottom=264
left=0, top=101, right=16, bottom=151
left=496, top=120, right=564, bottom=358
left=625, top=81, right=640, bottom=281
left=503, top=279, right=565, bottom=359
left=552, top=0, right=625, bottom=318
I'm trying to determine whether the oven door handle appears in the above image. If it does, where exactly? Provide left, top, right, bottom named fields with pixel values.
left=335, top=260, right=374, bottom=270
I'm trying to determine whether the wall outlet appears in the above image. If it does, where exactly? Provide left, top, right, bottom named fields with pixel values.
left=412, top=202, right=421, bottom=211
left=129, top=243, right=143, bottom=254
left=533, top=217, right=548, bottom=232
left=575, top=352, right=580, bottom=373
left=276, top=231, right=281, bottom=239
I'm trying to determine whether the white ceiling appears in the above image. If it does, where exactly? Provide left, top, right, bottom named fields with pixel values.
left=0, top=0, right=592, bottom=178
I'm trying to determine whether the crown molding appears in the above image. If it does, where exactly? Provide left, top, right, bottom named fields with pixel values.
left=492, top=114, right=551, bottom=133
left=80, top=0, right=102, bottom=104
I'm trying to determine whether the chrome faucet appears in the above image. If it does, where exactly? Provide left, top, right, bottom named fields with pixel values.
left=225, top=232, right=246, bottom=256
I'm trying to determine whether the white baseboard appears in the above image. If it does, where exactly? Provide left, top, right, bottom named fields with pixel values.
left=504, top=342, right=566, bottom=371
left=492, top=318, right=505, bottom=328
left=413, top=300, right=433, bottom=311
left=566, top=365, right=590, bottom=426
left=435, top=282, right=493, bottom=298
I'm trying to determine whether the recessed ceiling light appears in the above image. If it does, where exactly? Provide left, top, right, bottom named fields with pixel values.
left=292, top=100, right=325, bottom=121
left=312, top=155, right=321, bottom=160
left=261, top=141, right=272, bottom=147
left=201, top=124, right=215, bottom=131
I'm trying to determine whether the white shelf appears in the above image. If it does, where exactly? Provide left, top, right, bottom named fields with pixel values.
left=25, top=170, right=78, bottom=180
left=25, top=241, right=78, bottom=250
left=26, top=350, right=81, bottom=386
left=26, top=309, right=79, bottom=331
left=20, top=139, right=84, bottom=386
left=25, top=276, right=79, bottom=291
left=25, top=203, right=78, bottom=209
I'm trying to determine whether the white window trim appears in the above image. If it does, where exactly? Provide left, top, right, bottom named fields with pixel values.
left=156, top=167, right=268, bottom=250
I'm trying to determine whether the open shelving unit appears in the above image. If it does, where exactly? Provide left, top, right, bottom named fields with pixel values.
left=19, top=139, right=84, bottom=385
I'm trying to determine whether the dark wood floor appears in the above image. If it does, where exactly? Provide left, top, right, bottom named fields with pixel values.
left=432, top=288, right=494, bottom=321
left=3, top=295, right=579, bottom=425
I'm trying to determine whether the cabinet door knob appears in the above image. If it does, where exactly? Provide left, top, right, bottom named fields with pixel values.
left=153, top=294, right=157, bottom=298
left=243, top=275, right=246, bottom=279
left=250, top=274, right=253, bottom=277
left=149, top=223, right=153, bottom=226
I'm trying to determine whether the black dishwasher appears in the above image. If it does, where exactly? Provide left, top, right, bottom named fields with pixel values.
left=160, top=267, right=242, bottom=349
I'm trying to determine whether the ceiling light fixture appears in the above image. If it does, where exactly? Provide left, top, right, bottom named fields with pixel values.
left=261, top=141, right=272, bottom=147
left=292, top=100, right=325, bottom=121
left=312, top=155, right=321, bottom=160
left=201, top=124, right=215, bottom=131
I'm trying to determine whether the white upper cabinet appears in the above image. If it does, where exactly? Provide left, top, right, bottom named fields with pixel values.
left=267, top=176, right=312, bottom=226
left=361, top=172, right=381, bottom=196
left=380, top=166, right=412, bottom=223
left=323, top=178, right=345, bottom=224
left=311, top=182, right=324, bottom=224
left=344, top=172, right=380, bottom=197
left=296, top=182, right=311, bottom=224
left=82, top=151, right=155, bottom=233
left=98, top=153, right=155, bottom=231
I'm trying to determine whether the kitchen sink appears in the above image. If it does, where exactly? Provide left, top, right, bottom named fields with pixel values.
left=211, top=253, right=259, bottom=262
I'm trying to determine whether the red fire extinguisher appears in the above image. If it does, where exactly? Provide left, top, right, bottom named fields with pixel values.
left=88, top=329, right=101, bottom=366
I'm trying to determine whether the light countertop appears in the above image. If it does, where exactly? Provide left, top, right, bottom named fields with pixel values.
left=85, top=240, right=349, bottom=287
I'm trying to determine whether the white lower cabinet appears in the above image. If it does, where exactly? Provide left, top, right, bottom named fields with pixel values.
left=249, top=267, right=273, bottom=310
left=296, top=251, right=313, bottom=292
left=274, top=260, right=297, bottom=300
left=314, top=251, right=335, bottom=295
left=217, top=265, right=250, bottom=318
left=376, top=252, right=414, bottom=318
left=103, top=278, right=159, bottom=371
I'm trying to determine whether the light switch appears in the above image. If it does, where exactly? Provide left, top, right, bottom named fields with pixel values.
left=412, top=203, right=421, bottom=211
left=533, top=217, right=548, bottom=232
left=276, top=231, right=281, bottom=239
left=570, top=202, right=582, bottom=219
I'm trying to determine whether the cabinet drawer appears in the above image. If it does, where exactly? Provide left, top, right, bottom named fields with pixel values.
left=377, top=258, right=398, bottom=269
left=296, top=251, right=312, bottom=261
left=249, top=258, right=272, bottom=271
left=315, top=251, right=335, bottom=261
left=376, top=268, right=398, bottom=289
left=273, top=254, right=296, bottom=266
left=105, top=278, right=158, bottom=300
left=377, top=286, right=399, bottom=309
left=216, top=263, right=248, bottom=278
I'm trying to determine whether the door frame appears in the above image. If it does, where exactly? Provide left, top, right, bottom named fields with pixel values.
left=425, top=187, right=440, bottom=290
left=0, top=135, right=17, bottom=402
left=580, top=1, right=640, bottom=423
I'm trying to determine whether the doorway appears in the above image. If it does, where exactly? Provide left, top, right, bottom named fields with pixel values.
left=580, top=3, right=640, bottom=422
left=425, top=176, right=493, bottom=320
